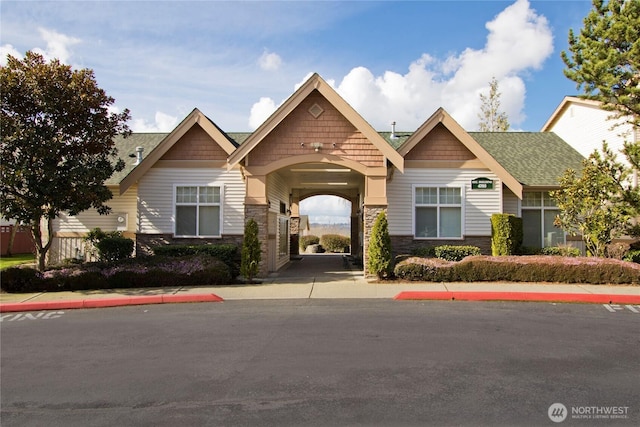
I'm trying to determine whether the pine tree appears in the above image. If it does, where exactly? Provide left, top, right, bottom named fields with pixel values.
left=478, top=77, right=510, bottom=132
left=240, top=218, right=261, bottom=283
left=562, top=0, right=640, bottom=127
left=367, top=211, right=393, bottom=279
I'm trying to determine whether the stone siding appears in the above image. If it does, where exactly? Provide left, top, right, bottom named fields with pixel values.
left=363, top=206, right=387, bottom=276
left=244, top=204, right=270, bottom=277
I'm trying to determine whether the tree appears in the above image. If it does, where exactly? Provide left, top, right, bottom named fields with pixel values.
left=551, top=143, right=636, bottom=257
left=240, top=218, right=261, bottom=283
left=477, top=77, right=510, bottom=131
left=0, top=52, right=130, bottom=271
left=367, top=211, right=393, bottom=279
left=561, top=0, right=640, bottom=128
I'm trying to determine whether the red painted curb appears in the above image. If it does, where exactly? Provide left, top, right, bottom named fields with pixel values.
left=394, top=291, right=640, bottom=304
left=0, top=293, right=224, bottom=312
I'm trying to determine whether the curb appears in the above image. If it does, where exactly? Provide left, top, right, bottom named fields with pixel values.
left=0, top=294, right=224, bottom=313
left=393, top=291, right=640, bottom=304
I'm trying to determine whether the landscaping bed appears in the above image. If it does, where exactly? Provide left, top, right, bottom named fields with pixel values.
left=394, top=255, right=640, bottom=285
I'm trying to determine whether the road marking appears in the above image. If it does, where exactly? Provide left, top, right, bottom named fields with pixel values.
left=0, top=311, right=65, bottom=322
left=603, top=304, right=639, bottom=314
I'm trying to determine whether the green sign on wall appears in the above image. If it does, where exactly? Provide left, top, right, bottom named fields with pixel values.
left=471, top=177, right=494, bottom=190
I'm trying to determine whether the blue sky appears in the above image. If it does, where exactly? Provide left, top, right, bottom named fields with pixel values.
left=1, top=0, right=593, bottom=222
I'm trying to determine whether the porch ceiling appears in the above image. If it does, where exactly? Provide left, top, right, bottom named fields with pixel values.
left=275, top=162, right=363, bottom=191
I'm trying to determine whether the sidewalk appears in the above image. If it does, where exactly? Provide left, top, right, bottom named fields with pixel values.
left=2, top=254, right=640, bottom=312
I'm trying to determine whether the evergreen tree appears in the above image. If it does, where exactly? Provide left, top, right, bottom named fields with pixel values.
left=240, top=218, right=261, bottom=283
left=478, top=77, right=510, bottom=132
left=367, top=211, right=393, bottom=279
left=561, top=0, right=640, bottom=127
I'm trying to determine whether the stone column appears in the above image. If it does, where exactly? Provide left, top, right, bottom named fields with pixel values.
left=289, top=191, right=300, bottom=256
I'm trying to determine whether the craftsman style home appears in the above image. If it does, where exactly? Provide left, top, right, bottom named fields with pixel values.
left=50, top=73, right=585, bottom=275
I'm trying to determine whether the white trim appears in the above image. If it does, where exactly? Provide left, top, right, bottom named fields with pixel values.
left=173, top=183, right=225, bottom=238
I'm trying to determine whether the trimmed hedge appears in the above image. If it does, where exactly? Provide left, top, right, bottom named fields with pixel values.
left=394, top=255, right=640, bottom=285
left=491, top=214, right=522, bottom=256
left=541, top=246, right=581, bottom=257
left=299, top=235, right=320, bottom=251
left=95, top=236, right=134, bottom=263
left=152, top=244, right=240, bottom=278
left=434, top=245, right=481, bottom=261
left=0, top=255, right=232, bottom=293
left=320, top=234, right=350, bottom=253
left=624, top=250, right=640, bottom=263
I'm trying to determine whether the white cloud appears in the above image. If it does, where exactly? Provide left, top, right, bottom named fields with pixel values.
left=249, top=97, right=278, bottom=129
left=0, top=44, right=22, bottom=65
left=32, top=28, right=81, bottom=63
left=300, top=196, right=351, bottom=224
left=258, top=50, right=282, bottom=71
left=131, top=111, right=178, bottom=132
left=248, top=0, right=553, bottom=131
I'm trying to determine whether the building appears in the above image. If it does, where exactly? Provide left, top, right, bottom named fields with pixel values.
left=49, top=74, right=585, bottom=275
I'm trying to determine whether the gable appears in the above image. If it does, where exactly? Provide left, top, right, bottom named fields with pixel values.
left=404, top=123, right=476, bottom=161
left=160, top=123, right=229, bottom=161
left=228, top=73, right=404, bottom=172
left=249, top=90, right=384, bottom=168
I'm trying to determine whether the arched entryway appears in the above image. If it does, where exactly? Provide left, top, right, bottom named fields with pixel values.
left=226, top=73, right=404, bottom=277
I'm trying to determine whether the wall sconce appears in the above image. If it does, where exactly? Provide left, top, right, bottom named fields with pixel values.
left=300, top=142, right=304, bottom=147
left=311, top=142, right=323, bottom=152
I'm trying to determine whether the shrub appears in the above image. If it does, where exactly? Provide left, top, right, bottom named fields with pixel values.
left=320, top=234, right=350, bottom=253
left=152, top=244, right=240, bottom=278
left=1, top=267, right=43, bottom=293
left=241, top=219, right=261, bottom=283
left=393, top=255, right=640, bottom=284
left=541, top=246, right=581, bottom=257
left=95, top=236, right=134, bottom=263
left=434, top=245, right=481, bottom=262
left=491, top=214, right=522, bottom=256
left=367, top=211, right=393, bottom=279
left=411, top=246, right=435, bottom=257
left=299, top=235, right=320, bottom=251
left=624, top=250, right=640, bottom=263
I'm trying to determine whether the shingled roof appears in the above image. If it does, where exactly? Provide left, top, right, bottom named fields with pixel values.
left=108, top=133, right=167, bottom=185
left=109, top=127, right=584, bottom=190
left=469, top=132, right=585, bottom=187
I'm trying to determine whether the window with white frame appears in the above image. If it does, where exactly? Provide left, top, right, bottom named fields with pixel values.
left=175, top=186, right=221, bottom=237
left=414, top=186, right=462, bottom=238
left=521, top=191, right=564, bottom=248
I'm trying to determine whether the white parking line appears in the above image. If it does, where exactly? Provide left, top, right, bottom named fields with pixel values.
left=603, top=304, right=640, bottom=313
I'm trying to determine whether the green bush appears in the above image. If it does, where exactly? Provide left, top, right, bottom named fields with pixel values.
left=367, top=211, right=393, bottom=279
left=541, top=246, right=581, bottom=257
left=411, top=246, right=435, bottom=257
left=241, top=219, right=261, bottom=283
left=1, top=267, right=43, bottom=293
left=434, top=245, right=481, bottom=262
left=95, top=236, right=134, bottom=263
left=299, top=235, right=320, bottom=251
left=152, top=244, right=240, bottom=278
left=624, top=249, right=640, bottom=263
left=320, top=234, right=350, bottom=253
left=491, top=214, right=523, bottom=256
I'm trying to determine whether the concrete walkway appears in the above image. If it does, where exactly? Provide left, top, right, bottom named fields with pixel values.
left=1, top=254, right=640, bottom=312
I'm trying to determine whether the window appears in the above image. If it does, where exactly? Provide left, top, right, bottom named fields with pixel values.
left=414, top=187, right=462, bottom=238
left=175, top=186, right=221, bottom=237
left=522, top=191, right=564, bottom=248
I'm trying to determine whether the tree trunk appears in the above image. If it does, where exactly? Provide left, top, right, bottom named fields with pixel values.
left=30, top=217, right=54, bottom=271
left=6, top=222, right=18, bottom=257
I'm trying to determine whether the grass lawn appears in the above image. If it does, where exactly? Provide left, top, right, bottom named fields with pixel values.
left=0, top=253, right=36, bottom=270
